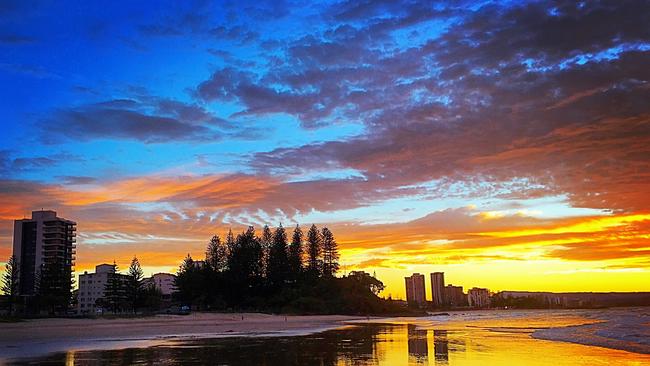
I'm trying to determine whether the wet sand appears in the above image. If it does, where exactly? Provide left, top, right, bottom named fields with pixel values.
left=0, top=313, right=363, bottom=361
left=5, top=310, right=650, bottom=366
left=3, top=309, right=649, bottom=365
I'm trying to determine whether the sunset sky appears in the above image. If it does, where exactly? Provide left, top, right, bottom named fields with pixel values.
left=1, top=0, right=649, bottom=299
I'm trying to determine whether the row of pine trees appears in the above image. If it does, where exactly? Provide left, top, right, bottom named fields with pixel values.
left=174, top=224, right=342, bottom=311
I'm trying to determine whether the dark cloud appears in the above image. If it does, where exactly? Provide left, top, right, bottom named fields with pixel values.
left=56, top=176, right=97, bottom=185
left=11, top=156, right=57, bottom=169
left=43, top=104, right=217, bottom=144
left=38, top=96, right=255, bottom=144
left=138, top=1, right=214, bottom=37
left=138, top=0, right=266, bottom=44
left=155, top=99, right=231, bottom=128
left=236, top=0, right=650, bottom=212
left=0, top=151, right=83, bottom=176
left=209, top=25, right=259, bottom=43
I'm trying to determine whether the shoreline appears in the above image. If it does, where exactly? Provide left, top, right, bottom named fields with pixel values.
left=531, top=309, right=650, bottom=355
left=2, top=308, right=648, bottom=362
left=0, top=313, right=364, bottom=362
left=532, top=324, right=650, bottom=355
left=366, top=307, right=650, bottom=356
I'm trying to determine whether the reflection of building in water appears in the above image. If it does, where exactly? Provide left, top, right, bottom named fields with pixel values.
left=407, top=324, right=428, bottom=362
left=65, top=351, right=75, bottom=366
left=434, top=330, right=449, bottom=362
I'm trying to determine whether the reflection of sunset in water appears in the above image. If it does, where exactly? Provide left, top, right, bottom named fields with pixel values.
left=361, top=322, right=650, bottom=365
left=10, top=310, right=650, bottom=366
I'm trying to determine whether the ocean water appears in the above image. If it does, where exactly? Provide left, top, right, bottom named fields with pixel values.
left=6, top=308, right=650, bottom=365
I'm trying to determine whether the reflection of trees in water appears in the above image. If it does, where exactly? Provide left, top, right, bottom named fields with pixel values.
left=407, top=324, right=428, bottom=363
left=15, top=325, right=391, bottom=366
left=434, top=329, right=449, bottom=363
left=10, top=324, right=463, bottom=366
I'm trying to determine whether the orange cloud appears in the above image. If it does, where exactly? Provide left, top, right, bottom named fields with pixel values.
left=1, top=178, right=649, bottom=298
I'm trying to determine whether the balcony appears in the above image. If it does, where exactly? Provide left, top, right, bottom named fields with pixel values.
left=42, top=248, right=65, bottom=253
left=43, top=226, right=66, bottom=233
left=43, top=232, right=65, bottom=238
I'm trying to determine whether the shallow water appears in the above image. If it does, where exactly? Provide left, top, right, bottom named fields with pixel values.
left=6, top=308, right=650, bottom=365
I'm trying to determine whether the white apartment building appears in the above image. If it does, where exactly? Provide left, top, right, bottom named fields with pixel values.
left=77, top=264, right=128, bottom=314
left=143, top=273, right=177, bottom=298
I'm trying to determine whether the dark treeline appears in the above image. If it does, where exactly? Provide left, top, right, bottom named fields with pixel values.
left=1, top=254, right=73, bottom=316
left=174, top=224, right=393, bottom=314
left=490, top=294, right=552, bottom=309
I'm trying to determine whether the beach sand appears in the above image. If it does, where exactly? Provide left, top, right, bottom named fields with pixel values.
left=0, top=313, right=363, bottom=360
left=4, top=309, right=649, bottom=365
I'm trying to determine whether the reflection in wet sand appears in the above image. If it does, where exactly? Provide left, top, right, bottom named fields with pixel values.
left=7, top=310, right=650, bottom=365
left=407, top=324, right=428, bottom=363
left=433, top=330, right=449, bottom=363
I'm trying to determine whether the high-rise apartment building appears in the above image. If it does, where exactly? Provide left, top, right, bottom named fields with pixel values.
left=430, top=272, right=445, bottom=306
left=444, top=284, right=467, bottom=307
left=405, top=273, right=426, bottom=305
left=13, top=210, right=76, bottom=297
left=468, top=287, right=490, bottom=308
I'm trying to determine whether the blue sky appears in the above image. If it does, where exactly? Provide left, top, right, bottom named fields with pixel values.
left=1, top=0, right=649, bottom=294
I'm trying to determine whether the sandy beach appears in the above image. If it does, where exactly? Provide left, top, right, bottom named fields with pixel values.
left=0, top=313, right=363, bottom=361
left=2, top=309, right=650, bottom=365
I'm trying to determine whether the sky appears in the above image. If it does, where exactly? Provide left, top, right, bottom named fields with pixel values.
left=1, top=0, right=649, bottom=299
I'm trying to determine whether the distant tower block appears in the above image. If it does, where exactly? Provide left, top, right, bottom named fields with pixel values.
left=405, top=273, right=426, bottom=306
left=430, top=272, right=445, bottom=307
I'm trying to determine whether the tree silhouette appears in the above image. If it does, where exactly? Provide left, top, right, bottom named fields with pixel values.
left=225, top=229, right=236, bottom=261
left=104, top=261, right=126, bottom=313
left=306, top=224, right=322, bottom=277
left=226, top=227, right=263, bottom=306
left=321, top=227, right=339, bottom=277
left=38, top=257, right=73, bottom=315
left=267, top=224, right=289, bottom=289
left=2, top=255, right=19, bottom=315
left=127, top=256, right=144, bottom=313
left=174, top=254, right=200, bottom=308
left=288, top=224, right=304, bottom=282
left=261, top=225, right=273, bottom=277
left=206, top=235, right=228, bottom=272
